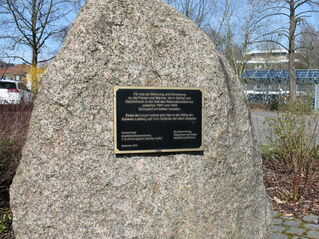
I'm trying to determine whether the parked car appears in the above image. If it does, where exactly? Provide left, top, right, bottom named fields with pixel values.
left=0, top=79, right=32, bottom=104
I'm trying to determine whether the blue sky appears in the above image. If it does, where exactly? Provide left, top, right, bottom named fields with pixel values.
left=0, top=1, right=82, bottom=65
left=2, top=0, right=319, bottom=65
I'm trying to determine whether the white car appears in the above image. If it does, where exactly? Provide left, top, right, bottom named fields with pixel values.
left=0, top=79, right=32, bottom=104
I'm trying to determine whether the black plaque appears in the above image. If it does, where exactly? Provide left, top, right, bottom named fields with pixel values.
left=114, top=86, right=203, bottom=154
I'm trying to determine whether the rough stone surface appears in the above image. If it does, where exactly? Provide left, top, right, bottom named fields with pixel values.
left=10, top=0, right=272, bottom=238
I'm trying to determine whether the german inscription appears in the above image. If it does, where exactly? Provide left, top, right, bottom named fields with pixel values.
left=114, top=87, right=203, bottom=154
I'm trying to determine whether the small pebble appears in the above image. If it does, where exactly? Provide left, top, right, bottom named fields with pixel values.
left=273, top=218, right=283, bottom=225
left=271, top=225, right=286, bottom=232
left=303, top=215, right=318, bottom=224
left=270, top=232, right=288, bottom=239
left=308, top=230, right=319, bottom=239
left=270, top=211, right=319, bottom=239
left=283, top=220, right=301, bottom=227
left=286, top=227, right=304, bottom=235
left=304, top=223, right=319, bottom=230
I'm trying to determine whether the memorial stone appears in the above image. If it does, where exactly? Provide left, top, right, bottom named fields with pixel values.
left=10, top=0, right=273, bottom=238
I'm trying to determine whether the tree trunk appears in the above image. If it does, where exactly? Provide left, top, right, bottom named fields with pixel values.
left=289, top=0, right=296, bottom=104
left=289, top=51, right=296, bottom=103
left=31, top=48, right=38, bottom=94
left=31, top=0, right=38, bottom=93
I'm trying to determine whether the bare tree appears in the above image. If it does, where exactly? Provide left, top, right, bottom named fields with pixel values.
left=204, top=0, right=272, bottom=78
left=0, top=0, right=84, bottom=67
left=164, top=0, right=214, bottom=27
left=253, top=0, right=319, bottom=103
left=298, top=24, right=319, bottom=68
left=166, top=0, right=274, bottom=79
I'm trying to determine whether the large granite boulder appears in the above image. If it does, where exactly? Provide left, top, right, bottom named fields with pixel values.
left=10, top=0, right=272, bottom=238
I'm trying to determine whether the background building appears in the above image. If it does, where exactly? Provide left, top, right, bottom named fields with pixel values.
left=0, top=64, right=30, bottom=81
left=0, top=60, right=14, bottom=71
left=0, top=62, right=46, bottom=91
left=244, top=49, right=306, bottom=70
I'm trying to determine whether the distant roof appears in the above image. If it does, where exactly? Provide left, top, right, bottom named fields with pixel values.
left=241, top=69, right=319, bottom=84
left=0, top=61, right=14, bottom=68
left=246, top=59, right=290, bottom=64
left=246, top=49, right=288, bottom=55
left=0, top=64, right=30, bottom=76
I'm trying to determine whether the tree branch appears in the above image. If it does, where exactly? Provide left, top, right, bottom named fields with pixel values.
left=249, top=39, right=289, bottom=51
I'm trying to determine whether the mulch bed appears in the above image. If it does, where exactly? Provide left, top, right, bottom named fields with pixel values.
left=263, top=157, right=319, bottom=221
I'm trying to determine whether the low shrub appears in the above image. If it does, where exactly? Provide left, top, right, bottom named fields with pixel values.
left=0, top=208, right=12, bottom=234
left=259, top=144, right=277, bottom=160
left=0, top=140, right=23, bottom=205
left=0, top=104, right=33, bottom=238
left=248, top=94, right=314, bottom=113
left=277, top=95, right=313, bottom=114
left=265, top=99, right=318, bottom=202
left=0, top=104, right=33, bottom=141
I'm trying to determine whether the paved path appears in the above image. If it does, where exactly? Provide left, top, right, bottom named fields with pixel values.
left=251, top=110, right=277, bottom=145
left=270, top=212, right=319, bottom=239
left=251, top=110, right=319, bottom=145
